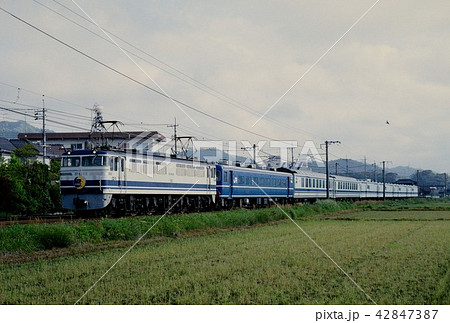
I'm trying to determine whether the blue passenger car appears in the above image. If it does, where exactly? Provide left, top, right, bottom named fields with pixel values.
left=216, top=164, right=294, bottom=204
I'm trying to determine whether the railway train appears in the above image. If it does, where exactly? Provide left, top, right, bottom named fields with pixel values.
left=60, top=149, right=418, bottom=214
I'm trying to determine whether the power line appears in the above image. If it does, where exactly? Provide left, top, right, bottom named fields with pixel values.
left=0, top=6, right=283, bottom=142
left=0, top=106, right=90, bottom=131
left=33, top=0, right=326, bottom=141
left=1, top=5, right=384, bottom=167
left=0, top=80, right=91, bottom=111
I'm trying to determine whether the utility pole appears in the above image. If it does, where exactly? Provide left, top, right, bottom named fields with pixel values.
left=364, top=156, right=367, bottom=180
left=290, top=147, right=294, bottom=168
left=382, top=161, right=386, bottom=200
left=322, top=140, right=340, bottom=199
left=381, top=161, right=392, bottom=200
left=443, top=173, right=447, bottom=198
left=35, top=96, right=47, bottom=165
left=416, top=170, right=420, bottom=197
left=167, top=117, right=179, bottom=157
left=373, top=162, right=377, bottom=182
left=253, top=143, right=256, bottom=168
left=335, top=162, right=338, bottom=175
left=346, top=157, right=349, bottom=176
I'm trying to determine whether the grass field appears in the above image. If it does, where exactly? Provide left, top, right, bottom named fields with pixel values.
left=0, top=205, right=448, bottom=304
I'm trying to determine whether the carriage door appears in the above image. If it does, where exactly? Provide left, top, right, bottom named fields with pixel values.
left=229, top=171, right=234, bottom=199
left=207, top=166, right=212, bottom=192
left=287, top=176, right=290, bottom=198
left=331, top=178, right=336, bottom=198
left=117, top=157, right=125, bottom=193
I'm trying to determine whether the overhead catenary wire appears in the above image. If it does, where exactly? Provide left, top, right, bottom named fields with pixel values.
left=0, top=106, right=91, bottom=132
left=0, top=6, right=286, bottom=142
left=1, top=5, right=384, bottom=166
left=32, top=0, right=326, bottom=141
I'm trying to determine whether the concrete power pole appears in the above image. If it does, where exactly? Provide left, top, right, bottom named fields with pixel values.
left=443, top=173, right=447, bottom=198
left=382, top=161, right=386, bottom=200
left=322, top=140, right=340, bottom=199
left=35, top=96, right=47, bottom=164
left=417, top=170, right=420, bottom=197
left=167, top=117, right=179, bottom=157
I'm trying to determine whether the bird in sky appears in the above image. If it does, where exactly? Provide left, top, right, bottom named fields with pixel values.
left=386, top=120, right=390, bottom=125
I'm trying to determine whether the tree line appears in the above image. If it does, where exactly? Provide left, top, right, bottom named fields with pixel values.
left=0, top=144, right=61, bottom=215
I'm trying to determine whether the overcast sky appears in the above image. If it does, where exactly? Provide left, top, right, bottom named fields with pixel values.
left=0, top=1, right=449, bottom=172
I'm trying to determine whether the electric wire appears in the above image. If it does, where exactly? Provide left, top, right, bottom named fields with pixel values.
left=34, top=0, right=326, bottom=141
left=0, top=5, right=380, bottom=166
left=0, top=6, right=283, bottom=142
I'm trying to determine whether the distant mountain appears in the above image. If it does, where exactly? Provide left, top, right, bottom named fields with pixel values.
left=389, top=166, right=418, bottom=177
left=0, top=120, right=46, bottom=139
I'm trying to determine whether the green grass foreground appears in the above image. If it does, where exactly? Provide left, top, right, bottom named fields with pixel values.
left=0, top=199, right=449, bottom=304
left=0, top=200, right=356, bottom=254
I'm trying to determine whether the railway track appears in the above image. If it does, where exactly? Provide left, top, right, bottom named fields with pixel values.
left=0, top=213, right=94, bottom=226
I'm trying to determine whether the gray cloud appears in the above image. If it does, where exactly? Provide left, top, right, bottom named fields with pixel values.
left=0, top=0, right=449, bottom=172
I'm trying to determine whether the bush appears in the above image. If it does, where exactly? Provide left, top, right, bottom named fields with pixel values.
left=34, top=225, right=74, bottom=250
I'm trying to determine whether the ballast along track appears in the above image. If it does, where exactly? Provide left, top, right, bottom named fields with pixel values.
left=0, top=213, right=92, bottom=226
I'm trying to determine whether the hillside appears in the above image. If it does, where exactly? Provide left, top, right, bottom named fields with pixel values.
left=0, top=120, right=43, bottom=139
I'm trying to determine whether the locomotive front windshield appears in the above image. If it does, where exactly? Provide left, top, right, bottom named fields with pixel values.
left=62, top=155, right=107, bottom=167
left=61, top=156, right=80, bottom=167
left=82, top=155, right=106, bottom=167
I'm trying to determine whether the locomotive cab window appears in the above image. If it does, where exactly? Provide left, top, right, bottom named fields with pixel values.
left=82, top=156, right=105, bottom=167
left=62, top=156, right=80, bottom=167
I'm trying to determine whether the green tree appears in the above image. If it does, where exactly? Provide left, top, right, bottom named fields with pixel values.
left=13, top=143, right=38, bottom=163
left=0, top=155, right=62, bottom=215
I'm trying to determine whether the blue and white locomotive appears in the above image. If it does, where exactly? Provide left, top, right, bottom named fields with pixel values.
left=60, top=150, right=216, bottom=214
left=60, top=149, right=418, bottom=213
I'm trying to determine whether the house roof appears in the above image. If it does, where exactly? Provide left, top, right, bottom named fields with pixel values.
left=9, top=139, right=44, bottom=153
left=0, top=137, right=16, bottom=151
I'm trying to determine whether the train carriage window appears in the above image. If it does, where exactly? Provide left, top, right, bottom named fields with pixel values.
left=301, top=178, right=304, bottom=187
left=62, top=156, right=81, bottom=167
left=216, top=170, right=221, bottom=181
